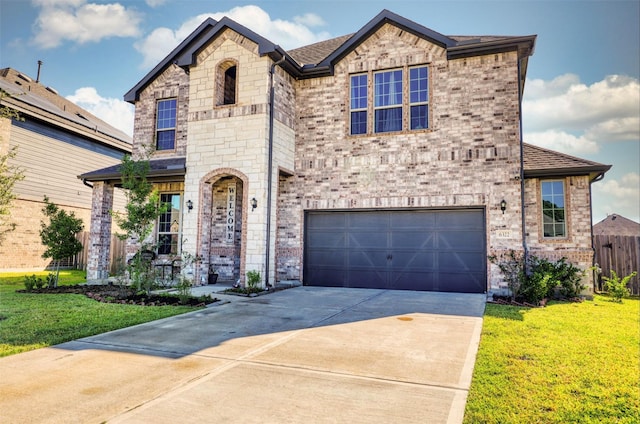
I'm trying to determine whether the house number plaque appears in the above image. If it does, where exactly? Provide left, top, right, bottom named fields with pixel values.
left=226, top=184, right=236, bottom=243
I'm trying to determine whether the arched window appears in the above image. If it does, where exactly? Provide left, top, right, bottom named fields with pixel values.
left=216, top=60, right=237, bottom=106
left=223, top=66, right=236, bottom=105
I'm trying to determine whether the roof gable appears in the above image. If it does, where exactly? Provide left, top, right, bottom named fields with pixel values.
left=124, top=9, right=536, bottom=100
left=124, top=17, right=287, bottom=103
left=593, top=214, right=640, bottom=236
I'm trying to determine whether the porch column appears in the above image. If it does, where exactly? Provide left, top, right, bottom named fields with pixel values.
left=86, top=181, right=114, bottom=282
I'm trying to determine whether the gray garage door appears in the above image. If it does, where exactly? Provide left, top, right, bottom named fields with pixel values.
left=304, top=209, right=486, bottom=293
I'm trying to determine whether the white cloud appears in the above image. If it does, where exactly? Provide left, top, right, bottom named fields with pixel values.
left=31, top=0, right=142, bottom=48
left=523, top=74, right=640, bottom=155
left=293, top=13, right=326, bottom=27
left=135, top=5, right=331, bottom=69
left=67, top=87, right=134, bottom=137
left=525, top=130, right=599, bottom=155
left=592, top=173, right=640, bottom=223
left=145, top=0, right=166, bottom=7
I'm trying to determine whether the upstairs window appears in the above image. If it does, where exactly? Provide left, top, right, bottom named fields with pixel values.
left=156, top=99, right=176, bottom=151
left=157, top=193, right=181, bottom=255
left=409, top=66, right=429, bottom=130
left=374, top=70, right=403, bottom=133
left=541, top=180, right=566, bottom=238
left=350, top=74, right=368, bottom=135
left=216, top=60, right=238, bottom=106
left=349, top=65, right=429, bottom=135
left=223, top=65, right=237, bottom=105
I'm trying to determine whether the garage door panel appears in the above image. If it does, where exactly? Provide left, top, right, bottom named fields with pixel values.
left=347, top=269, right=387, bottom=288
left=390, top=211, right=436, bottom=229
left=438, top=231, right=484, bottom=249
left=306, top=268, right=346, bottom=287
left=309, top=212, right=346, bottom=228
left=307, top=232, right=345, bottom=248
left=348, top=212, right=388, bottom=228
left=307, top=250, right=346, bottom=267
left=439, top=272, right=485, bottom=293
left=391, top=272, right=437, bottom=291
left=304, top=209, right=486, bottom=293
left=390, top=232, right=434, bottom=249
left=348, top=232, right=387, bottom=248
left=438, top=252, right=485, bottom=272
left=436, top=210, right=483, bottom=229
left=390, top=251, right=436, bottom=271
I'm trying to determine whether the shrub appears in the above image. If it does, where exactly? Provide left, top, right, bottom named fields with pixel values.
left=488, top=250, right=525, bottom=301
left=602, top=270, right=637, bottom=303
left=490, top=251, right=585, bottom=304
left=23, top=275, right=37, bottom=291
left=246, top=270, right=261, bottom=289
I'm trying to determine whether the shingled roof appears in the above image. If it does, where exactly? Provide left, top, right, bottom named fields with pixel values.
left=523, top=143, right=611, bottom=181
left=125, top=9, right=536, bottom=102
left=593, top=214, right=640, bottom=236
left=79, top=157, right=186, bottom=185
left=0, top=68, right=131, bottom=151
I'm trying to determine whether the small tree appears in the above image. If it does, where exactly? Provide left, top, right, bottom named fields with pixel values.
left=39, top=196, right=84, bottom=287
left=0, top=94, right=25, bottom=246
left=602, top=270, right=637, bottom=303
left=110, top=154, right=167, bottom=292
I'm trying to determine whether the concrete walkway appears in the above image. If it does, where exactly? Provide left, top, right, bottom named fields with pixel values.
left=0, top=286, right=485, bottom=424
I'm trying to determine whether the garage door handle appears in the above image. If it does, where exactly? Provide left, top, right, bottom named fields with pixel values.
left=387, top=254, right=392, bottom=260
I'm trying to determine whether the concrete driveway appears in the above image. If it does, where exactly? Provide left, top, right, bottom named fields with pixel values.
left=0, top=286, right=485, bottom=424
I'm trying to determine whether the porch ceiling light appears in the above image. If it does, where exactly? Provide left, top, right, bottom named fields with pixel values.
left=186, top=199, right=193, bottom=212
left=251, top=197, right=257, bottom=211
left=500, top=199, right=507, bottom=214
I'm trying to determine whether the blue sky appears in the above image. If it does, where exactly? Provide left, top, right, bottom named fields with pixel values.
left=1, top=0, right=639, bottom=223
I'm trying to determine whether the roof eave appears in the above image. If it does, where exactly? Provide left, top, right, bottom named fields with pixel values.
left=124, top=18, right=218, bottom=103
left=447, top=35, right=536, bottom=60
left=524, top=164, right=612, bottom=181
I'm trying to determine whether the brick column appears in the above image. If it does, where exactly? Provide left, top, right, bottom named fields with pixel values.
left=86, top=182, right=114, bottom=282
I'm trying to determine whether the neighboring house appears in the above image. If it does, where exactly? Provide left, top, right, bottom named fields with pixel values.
left=592, top=214, right=639, bottom=294
left=81, top=10, right=610, bottom=295
left=0, top=67, right=131, bottom=271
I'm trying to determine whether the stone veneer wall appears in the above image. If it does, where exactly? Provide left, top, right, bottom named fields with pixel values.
left=282, top=23, right=525, bottom=290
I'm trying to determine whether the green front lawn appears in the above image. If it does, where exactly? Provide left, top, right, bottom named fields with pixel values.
left=0, top=271, right=198, bottom=357
left=464, top=295, right=640, bottom=423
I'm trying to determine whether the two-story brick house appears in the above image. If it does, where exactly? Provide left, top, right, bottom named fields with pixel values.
left=81, top=10, right=610, bottom=295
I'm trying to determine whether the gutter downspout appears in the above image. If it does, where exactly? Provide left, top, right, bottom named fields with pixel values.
left=82, top=179, right=93, bottom=188
left=589, top=172, right=606, bottom=293
left=265, top=50, right=286, bottom=288
left=517, top=58, right=529, bottom=263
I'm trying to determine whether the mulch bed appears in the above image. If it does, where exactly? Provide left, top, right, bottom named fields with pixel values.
left=488, top=294, right=584, bottom=307
left=17, top=284, right=218, bottom=307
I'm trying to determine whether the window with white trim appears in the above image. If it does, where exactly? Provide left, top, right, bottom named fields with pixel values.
left=541, top=180, right=566, bottom=238
left=155, top=99, right=177, bottom=151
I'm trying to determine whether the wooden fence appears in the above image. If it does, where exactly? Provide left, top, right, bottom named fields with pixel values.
left=70, top=232, right=127, bottom=276
left=593, top=234, right=640, bottom=295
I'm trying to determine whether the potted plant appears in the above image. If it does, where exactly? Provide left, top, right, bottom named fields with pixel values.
left=208, top=264, right=219, bottom=285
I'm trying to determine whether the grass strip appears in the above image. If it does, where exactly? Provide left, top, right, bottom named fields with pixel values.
left=0, top=271, right=199, bottom=357
left=464, top=295, right=640, bottom=423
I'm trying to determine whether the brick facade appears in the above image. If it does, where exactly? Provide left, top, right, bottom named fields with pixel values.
left=87, top=12, right=605, bottom=293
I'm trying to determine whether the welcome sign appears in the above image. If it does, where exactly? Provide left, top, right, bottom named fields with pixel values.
left=226, top=184, right=236, bottom=243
